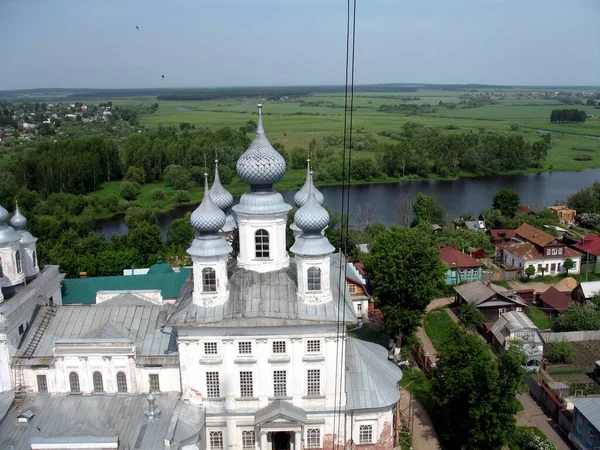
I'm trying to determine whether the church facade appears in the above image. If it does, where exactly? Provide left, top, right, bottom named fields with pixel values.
left=0, top=106, right=401, bottom=450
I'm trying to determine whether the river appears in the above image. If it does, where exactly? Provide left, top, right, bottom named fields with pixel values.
left=96, top=169, right=600, bottom=239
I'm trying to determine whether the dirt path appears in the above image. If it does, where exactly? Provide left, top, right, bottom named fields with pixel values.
left=516, top=393, right=572, bottom=450
left=400, top=387, right=441, bottom=450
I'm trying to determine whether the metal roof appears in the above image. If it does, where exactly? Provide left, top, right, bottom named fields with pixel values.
left=580, top=281, right=600, bottom=299
left=490, top=311, right=540, bottom=347
left=254, top=400, right=307, bottom=425
left=167, top=254, right=357, bottom=327
left=0, top=394, right=182, bottom=450
left=61, top=269, right=190, bottom=304
left=345, top=338, right=402, bottom=410
left=454, top=280, right=508, bottom=305
left=572, top=397, right=600, bottom=431
left=18, top=303, right=176, bottom=359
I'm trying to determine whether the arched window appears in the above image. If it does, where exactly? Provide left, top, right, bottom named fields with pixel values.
left=202, top=267, right=217, bottom=292
left=92, top=372, right=104, bottom=393
left=69, top=372, right=80, bottom=393
left=307, top=267, right=321, bottom=291
left=15, top=250, right=22, bottom=274
left=255, top=229, right=270, bottom=258
left=116, top=372, right=127, bottom=393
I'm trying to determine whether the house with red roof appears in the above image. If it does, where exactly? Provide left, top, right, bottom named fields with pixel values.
left=572, top=234, right=600, bottom=274
left=439, top=246, right=484, bottom=285
left=538, top=286, right=574, bottom=318
left=500, top=224, right=582, bottom=278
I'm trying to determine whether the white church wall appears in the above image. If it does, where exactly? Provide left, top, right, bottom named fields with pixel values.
left=236, top=215, right=290, bottom=273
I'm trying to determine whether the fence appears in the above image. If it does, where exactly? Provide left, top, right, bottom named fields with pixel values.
left=540, top=330, right=600, bottom=343
left=412, top=345, right=436, bottom=375
left=481, top=269, right=519, bottom=281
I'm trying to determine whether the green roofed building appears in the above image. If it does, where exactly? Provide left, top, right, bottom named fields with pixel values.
left=62, top=268, right=190, bottom=304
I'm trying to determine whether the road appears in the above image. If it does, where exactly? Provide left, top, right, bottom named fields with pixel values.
left=516, top=393, right=572, bottom=450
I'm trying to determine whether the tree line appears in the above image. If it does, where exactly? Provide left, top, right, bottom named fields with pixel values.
left=550, top=109, right=587, bottom=123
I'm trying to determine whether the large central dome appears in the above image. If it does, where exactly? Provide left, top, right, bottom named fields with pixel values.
left=236, top=104, right=286, bottom=188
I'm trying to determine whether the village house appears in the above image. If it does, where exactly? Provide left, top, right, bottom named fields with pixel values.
left=454, top=280, right=530, bottom=322
left=489, top=229, right=516, bottom=244
left=538, top=286, right=574, bottom=318
left=569, top=397, right=600, bottom=449
left=0, top=106, right=402, bottom=450
left=490, top=311, right=543, bottom=369
left=345, top=262, right=371, bottom=318
left=572, top=234, right=600, bottom=275
left=548, top=205, right=577, bottom=225
left=573, top=281, right=600, bottom=305
left=439, top=245, right=484, bottom=285
left=501, top=223, right=582, bottom=277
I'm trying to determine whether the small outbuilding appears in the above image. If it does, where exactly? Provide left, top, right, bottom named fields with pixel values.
left=490, top=311, right=543, bottom=370
left=538, top=286, right=574, bottom=318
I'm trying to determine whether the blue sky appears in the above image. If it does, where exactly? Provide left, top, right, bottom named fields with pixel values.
left=2, top=0, right=599, bottom=89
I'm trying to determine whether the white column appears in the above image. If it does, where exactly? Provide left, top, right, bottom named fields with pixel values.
left=223, top=339, right=235, bottom=410
left=260, top=432, right=268, bottom=450
left=291, top=338, right=303, bottom=402
left=294, top=431, right=301, bottom=450
left=79, top=356, right=89, bottom=393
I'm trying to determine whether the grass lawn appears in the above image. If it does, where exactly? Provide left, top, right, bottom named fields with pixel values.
left=423, top=309, right=460, bottom=351
left=398, top=368, right=435, bottom=412
left=526, top=306, right=553, bottom=330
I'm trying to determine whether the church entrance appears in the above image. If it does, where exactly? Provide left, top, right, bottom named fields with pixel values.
left=272, top=432, right=291, bottom=450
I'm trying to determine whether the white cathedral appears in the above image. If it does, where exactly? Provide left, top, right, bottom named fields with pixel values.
left=0, top=106, right=401, bottom=450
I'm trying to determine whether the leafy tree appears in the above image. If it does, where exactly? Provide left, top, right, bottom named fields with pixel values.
left=174, top=190, right=190, bottom=204
left=509, top=123, right=520, bottom=131
left=245, top=120, right=257, bottom=133
left=567, top=184, right=600, bottom=214
left=127, top=221, right=163, bottom=264
left=525, top=265, right=536, bottom=280
left=124, top=206, right=156, bottom=228
left=119, top=181, right=141, bottom=200
left=431, top=331, right=526, bottom=449
left=151, top=189, right=167, bottom=200
left=545, top=342, right=573, bottom=364
left=411, top=193, right=445, bottom=226
left=493, top=189, right=520, bottom=218
left=458, top=302, right=485, bottom=331
left=553, top=305, right=600, bottom=331
left=218, top=165, right=234, bottom=185
left=124, top=166, right=146, bottom=184
left=166, top=213, right=194, bottom=251
left=163, top=165, right=191, bottom=190
left=365, top=225, right=445, bottom=338
left=576, top=212, right=600, bottom=229
left=290, top=147, right=307, bottom=169
left=563, top=257, right=575, bottom=275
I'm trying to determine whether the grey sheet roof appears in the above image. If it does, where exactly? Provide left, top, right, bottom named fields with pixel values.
left=18, top=302, right=175, bottom=359
left=167, top=253, right=357, bottom=327
left=346, top=338, right=402, bottom=410
left=572, top=397, right=600, bottom=431
left=490, top=311, right=539, bottom=347
left=454, top=280, right=507, bottom=305
left=255, top=400, right=307, bottom=425
left=0, top=394, right=181, bottom=450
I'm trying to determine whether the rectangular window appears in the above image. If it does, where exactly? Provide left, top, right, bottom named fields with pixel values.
left=307, top=340, right=321, bottom=353
left=240, top=371, right=254, bottom=397
left=238, top=341, right=252, bottom=354
left=210, top=431, right=224, bottom=450
left=37, top=374, right=48, bottom=393
left=306, top=429, right=321, bottom=448
left=577, top=414, right=583, bottom=434
left=557, top=263, right=562, bottom=272
left=204, top=342, right=218, bottom=355
left=18, top=324, right=24, bottom=335
left=242, top=431, right=255, bottom=449
left=348, top=284, right=357, bottom=294
left=516, top=307, right=523, bottom=312
left=206, top=372, right=220, bottom=398
left=307, top=369, right=320, bottom=396
left=552, top=248, right=558, bottom=256
left=558, top=247, right=563, bottom=255
left=273, top=370, right=287, bottom=397
left=149, top=374, right=160, bottom=392
left=498, top=308, right=506, bottom=318
left=357, top=302, right=363, bottom=313
left=551, top=263, right=556, bottom=272
left=359, top=425, right=373, bottom=444
left=537, top=264, right=542, bottom=272
left=588, top=426, right=595, bottom=446
left=272, top=341, right=286, bottom=353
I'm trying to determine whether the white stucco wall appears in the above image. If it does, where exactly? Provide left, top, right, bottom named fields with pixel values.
left=236, top=215, right=290, bottom=273
left=502, top=249, right=581, bottom=276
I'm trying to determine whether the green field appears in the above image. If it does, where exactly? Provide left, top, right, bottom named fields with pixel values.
left=105, top=89, right=600, bottom=174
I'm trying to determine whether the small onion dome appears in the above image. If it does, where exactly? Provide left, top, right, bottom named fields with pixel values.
left=294, top=163, right=324, bottom=208
left=209, top=159, right=234, bottom=211
left=0, top=204, right=8, bottom=225
left=148, top=254, right=174, bottom=274
left=10, top=203, right=27, bottom=230
left=236, top=104, right=286, bottom=188
left=190, top=174, right=226, bottom=235
left=294, top=180, right=329, bottom=233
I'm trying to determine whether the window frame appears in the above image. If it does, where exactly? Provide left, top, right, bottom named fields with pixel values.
left=348, top=283, right=357, bottom=294
left=272, top=341, right=286, bottom=354
left=307, top=369, right=320, bottom=396
left=588, top=425, right=595, bottom=446
left=307, top=266, right=321, bottom=291
left=358, top=425, right=373, bottom=445
left=149, top=373, right=160, bottom=392
left=239, top=371, right=254, bottom=398
left=576, top=413, right=583, bottom=434
left=202, top=267, right=217, bottom=292
left=242, top=430, right=255, bottom=450
left=305, top=428, right=321, bottom=449
left=116, top=371, right=128, bottom=393
left=255, top=229, right=270, bottom=259
left=92, top=371, right=104, bottom=393
left=206, top=372, right=220, bottom=398
left=204, top=342, right=218, bottom=355
left=273, top=370, right=287, bottom=398
left=15, top=250, right=22, bottom=274
left=36, top=374, right=48, bottom=393
left=238, top=341, right=252, bottom=355
left=69, top=372, right=80, bottom=394
left=210, top=431, right=224, bottom=450
left=307, top=340, right=321, bottom=353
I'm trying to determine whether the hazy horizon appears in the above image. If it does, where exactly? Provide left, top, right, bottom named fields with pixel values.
left=2, top=0, right=599, bottom=90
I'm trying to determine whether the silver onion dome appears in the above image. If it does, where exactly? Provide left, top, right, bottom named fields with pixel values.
left=293, top=162, right=324, bottom=208
left=0, top=203, right=22, bottom=245
left=209, top=159, right=234, bottom=211
left=236, top=104, right=286, bottom=188
left=0, top=204, right=8, bottom=225
left=10, top=203, right=27, bottom=230
left=294, top=179, right=329, bottom=233
left=190, top=174, right=226, bottom=235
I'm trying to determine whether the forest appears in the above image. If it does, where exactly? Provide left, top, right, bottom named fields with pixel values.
left=550, top=109, right=587, bottom=123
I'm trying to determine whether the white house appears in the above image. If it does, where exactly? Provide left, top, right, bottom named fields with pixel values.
left=0, top=106, right=402, bottom=450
